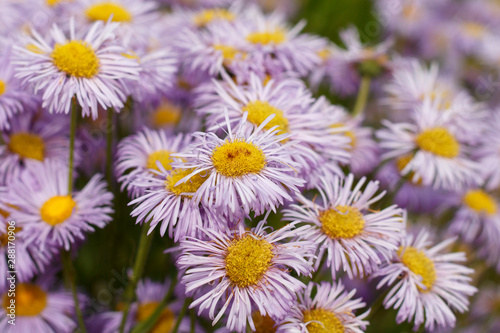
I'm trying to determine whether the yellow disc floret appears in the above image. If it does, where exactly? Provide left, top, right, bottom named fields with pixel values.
left=331, top=123, right=356, bottom=149
left=146, top=150, right=174, bottom=172
left=136, top=302, right=175, bottom=333
left=193, top=8, right=235, bottom=27
left=225, top=235, right=274, bottom=288
left=212, top=140, right=266, bottom=177
left=0, top=80, right=6, bottom=96
left=243, top=101, right=289, bottom=134
left=8, top=132, right=45, bottom=161
left=464, top=190, right=497, bottom=215
left=52, top=40, right=99, bottom=78
left=86, top=2, right=132, bottom=22
left=319, top=205, right=365, bottom=239
left=213, top=44, right=240, bottom=63
left=399, top=246, right=436, bottom=291
left=166, top=168, right=208, bottom=197
left=152, top=102, right=182, bottom=127
left=415, top=127, right=460, bottom=158
left=247, top=30, right=286, bottom=45
left=303, top=308, right=345, bottom=333
left=3, top=284, right=47, bottom=316
left=40, top=195, right=76, bottom=226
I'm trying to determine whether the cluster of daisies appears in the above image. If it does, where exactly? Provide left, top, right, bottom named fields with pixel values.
left=0, top=0, right=499, bottom=332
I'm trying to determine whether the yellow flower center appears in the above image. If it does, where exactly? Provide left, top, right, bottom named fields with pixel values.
left=415, top=127, right=460, bottom=158
left=166, top=168, right=208, bottom=197
left=40, top=195, right=76, bottom=226
left=212, top=140, right=266, bottom=177
left=0, top=226, right=22, bottom=247
left=193, top=8, right=235, bottom=27
left=319, top=206, right=365, bottom=239
left=146, top=150, right=174, bottom=172
left=86, top=2, right=132, bottom=22
left=8, top=132, right=45, bottom=161
left=462, top=22, right=486, bottom=38
left=303, top=308, right=345, bottom=333
left=247, top=30, right=286, bottom=45
left=213, top=44, right=241, bottom=63
left=331, top=123, right=356, bottom=149
left=317, top=48, right=331, bottom=61
left=52, top=40, right=99, bottom=78
left=225, top=235, right=274, bottom=288
left=152, top=102, right=182, bottom=127
left=243, top=101, right=288, bottom=134
left=136, top=302, right=175, bottom=333
left=399, top=246, right=436, bottom=291
left=243, top=100, right=289, bottom=135
left=252, top=311, right=277, bottom=333
left=464, top=190, right=497, bottom=215
left=0, top=80, right=6, bottom=96
left=3, top=284, right=47, bottom=316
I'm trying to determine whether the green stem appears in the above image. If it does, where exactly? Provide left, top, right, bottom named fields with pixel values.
left=311, top=259, right=326, bottom=283
left=352, top=76, right=371, bottom=117
left=365, top=283, right=393, bottom=322
left=131, top=275, right=177, bottom=333
left=62, top=250, right=87, bottom=333
left=106, top=108, right=114, bottom=188
left=172, top=297, right=192, bottom=333
left=118, top=224, right=154, bottom=333
left=68, top=100, right=78, bottom=194
left=190, top=309, right=195, bottom=333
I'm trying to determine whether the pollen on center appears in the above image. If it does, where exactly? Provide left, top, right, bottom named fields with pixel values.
left=415, top=127, right=460, bottom=158
left=9, top=132, right=46, bottom=161
left=40, top=195, right=77, bottom=226
left=86, top=2, right=132, bottom=22
left=166, top=168, right=208, bottom=197
left=51, top=40, right=100, bottom=78
left=3, top=284, right=47, bottom=316
left=463, top=190, right=497, bottom=215
left=225, top=235, right=274, bottom=288
left=243, top=100, right=289, bottom=134
left=212, top=140, right=266, bottom=177
left=399, top=246, right=437, bottom=292
left=302, top=308, right=345, bottom=333
left=146, top=150, right=174, bottom=172
left=320, top=205, right=365, bottom=239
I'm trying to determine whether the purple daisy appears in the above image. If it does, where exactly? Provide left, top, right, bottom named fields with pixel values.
left=276, top=281, right=369, bottom=333
left=177, top=220, right=315, bottom=333
left=7, top=160, right=113, bottom=251
left=284, top=173, right=404, bottom=279
left=14, top=19, right=139, bottom=119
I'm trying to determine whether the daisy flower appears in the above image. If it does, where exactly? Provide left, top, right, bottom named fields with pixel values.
left=73, top=0, right=159, bottom=49
left=0, top=278, right=80, bottom=333
left=277, top=281, right=369, bottom=333
left=174, top=112, right=305, bottom=218
left=448, top=188, right=500, bottom=246
left=0, top=111, right=74, bottom=185
left=128, top=163, right=218, bottom=241
left=376, top=98, right=482, bottom=191
left=373, top=229, right=477, bottom=331
left=14, top=19, right=139, bottom=119
left=283, top=173, right=404, bottom=279
left=235, top=6, right=326, bottom=77
left=115, top=129, right=192, bottom=198
left=177, top=220, right=315, bottom=333
left=0, top=49, right=39, bottom=130
left=7, top=160, right=113, bottom=251
left=196, top=73, right=350, bottom=188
